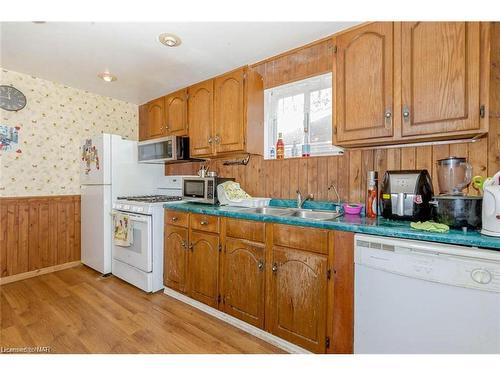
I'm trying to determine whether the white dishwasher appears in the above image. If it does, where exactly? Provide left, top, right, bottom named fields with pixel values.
left=354, top=234, right=500, bottom=354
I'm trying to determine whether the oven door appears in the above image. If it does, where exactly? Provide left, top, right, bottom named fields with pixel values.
left=112, top=211, right=152, bottom=272
left=183, top=178, right=208, bottom=200
left=138, top=136, right=176, bottom=163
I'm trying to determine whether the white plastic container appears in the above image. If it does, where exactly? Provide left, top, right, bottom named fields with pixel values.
left=217, top=184, right=271, bottom=207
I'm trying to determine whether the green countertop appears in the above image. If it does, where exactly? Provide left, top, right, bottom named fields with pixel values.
left=163, top=200, right=500, bottom=251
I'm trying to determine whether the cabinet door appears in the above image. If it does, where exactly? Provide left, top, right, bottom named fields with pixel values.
left=188, top=80, right=215, bottom=157
left=336, top=22, right=394, bottom=143
left=165, top=89, right=188, bottom=136
left=147, top=97, right=166, bottom=139
left=401, top=22, right=481, bottom=136
left=188, top=230, right=219, bottom=308
left=164, top=225, right=188, bottom=293
left=269, top=246, right=328, bottom=353
left=214, top=68, right=246, bottom=154
left=222, top=238, right=265, bottom=328
left=138, top=103, right=148, bottom=141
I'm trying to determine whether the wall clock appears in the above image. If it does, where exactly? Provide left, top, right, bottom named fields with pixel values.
left=0, top=85, right=27, bottom=111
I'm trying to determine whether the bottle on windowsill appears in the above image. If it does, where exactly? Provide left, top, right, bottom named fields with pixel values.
left=301, top=132, right=311, bottom=157
left=269, top=145, right=276, bottom=159
left=276, top=132, right=285, bottom=160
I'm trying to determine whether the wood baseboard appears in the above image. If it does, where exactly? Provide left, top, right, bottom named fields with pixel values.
left=163, top=287, right=311, bottom=354
left=0, top=261, right=81, bottom=285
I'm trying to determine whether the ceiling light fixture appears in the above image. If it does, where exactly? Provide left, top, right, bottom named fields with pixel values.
left=158, top=33, right=181, bottom=47
left=98, top=72, right=117, bottom=83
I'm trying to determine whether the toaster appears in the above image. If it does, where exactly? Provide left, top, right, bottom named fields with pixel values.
left=380, top=170, right=434, bottom=221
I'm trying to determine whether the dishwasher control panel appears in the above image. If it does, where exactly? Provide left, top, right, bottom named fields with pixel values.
left=355, top=235, right=500, bottom=293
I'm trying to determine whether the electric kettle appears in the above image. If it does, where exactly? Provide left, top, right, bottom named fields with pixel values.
left=481, top=171, right=500, bottom=237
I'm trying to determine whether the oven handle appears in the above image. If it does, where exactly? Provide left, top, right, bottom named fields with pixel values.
left=111, top=211, right=150, bottom=223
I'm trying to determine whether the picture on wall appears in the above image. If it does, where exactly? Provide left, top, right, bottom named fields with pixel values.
left=0, top=124, right=21, bottom=153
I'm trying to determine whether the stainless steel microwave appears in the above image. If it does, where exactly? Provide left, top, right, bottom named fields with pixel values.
left=182, top=176, right=234, bottom=205
left=138, top=136, right=190, bottom=163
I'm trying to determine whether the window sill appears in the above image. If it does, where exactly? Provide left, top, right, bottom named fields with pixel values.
left=263, top=151, right=344, bottom=161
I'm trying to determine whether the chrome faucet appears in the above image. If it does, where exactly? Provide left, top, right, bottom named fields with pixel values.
left=296, top=189, right=314, bottom=208
left=327, top=182, right=341, bottom=205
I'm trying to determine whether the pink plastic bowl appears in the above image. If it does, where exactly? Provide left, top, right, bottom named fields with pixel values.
left=343, top=203, right=363, bottom=215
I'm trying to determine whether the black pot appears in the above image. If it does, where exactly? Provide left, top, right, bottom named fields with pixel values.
left=430, top=195, right=482, bottom=229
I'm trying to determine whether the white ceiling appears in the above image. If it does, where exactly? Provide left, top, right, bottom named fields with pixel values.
left=0, top=22, right=359, bottom=104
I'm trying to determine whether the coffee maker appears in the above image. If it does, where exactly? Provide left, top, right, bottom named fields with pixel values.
left=379, top=170, right=434, bottom=221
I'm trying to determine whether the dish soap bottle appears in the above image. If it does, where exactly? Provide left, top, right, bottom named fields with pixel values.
left=276, top=132, right=285, bottom=160
left=366, top=171, right=378, bottom=218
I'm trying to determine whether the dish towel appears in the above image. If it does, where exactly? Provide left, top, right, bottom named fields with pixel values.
left=113, top=212, right=133, bottom=247
left=410, top=221, right=449, bottom=233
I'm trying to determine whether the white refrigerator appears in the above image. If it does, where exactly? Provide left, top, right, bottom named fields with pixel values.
left=80, top=133, right=164, bottom=274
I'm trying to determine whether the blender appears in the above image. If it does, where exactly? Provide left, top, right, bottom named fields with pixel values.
left=436, top=156, right=472, bottom=195
left=431, top=156, right=482, bottom=229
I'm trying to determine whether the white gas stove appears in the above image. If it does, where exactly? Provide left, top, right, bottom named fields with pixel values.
left=113, top=195, right=183, bottom=214
left=110, top=176, right=187, bottom=292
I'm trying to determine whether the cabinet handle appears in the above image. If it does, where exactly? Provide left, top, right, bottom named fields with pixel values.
left=402, top=106, right=410, bottom=121
left=384, top=110, right=392, bottom=128
left=200, top=220, right=208, bottom=225
left=171, top=217, right=178, bottom=222
left=214, top=135, right=221, bottom=144
left=188, top=242, right=194, bottom=251
left=258, top=260, right=264, bottom=271
left=272, top=263, right=278, bottom=273
left=180, top=240, right=187, bottom=249
left=208, top=137, right=213, bottom=144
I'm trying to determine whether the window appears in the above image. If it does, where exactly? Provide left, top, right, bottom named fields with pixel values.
left=264, top=72, right=343, bottom=159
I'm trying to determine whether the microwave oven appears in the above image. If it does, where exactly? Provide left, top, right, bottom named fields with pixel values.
left=182, top=176, right=235, bottom=205
left=138, top=136, right=190, bottom=163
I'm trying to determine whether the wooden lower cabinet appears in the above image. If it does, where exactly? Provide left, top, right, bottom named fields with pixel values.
left=163, top=225, right=188, bottom=293
left=163, top=213, right=354, bottom=354
left=221, top=237, right=265, bottom=328
left=268, top=246, right=329, bottom=353
left=188, top=230, right=220, bottom=308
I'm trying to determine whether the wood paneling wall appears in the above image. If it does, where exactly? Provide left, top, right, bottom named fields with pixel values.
left=167, top=140, right=489, bottom=203
left=251, top=37, right=334, bottom=89
left=167, top=22, right=499, bottom=203
left=0, top=195, right=81, bottom=278
left=489, top=22, right=500, bottom=174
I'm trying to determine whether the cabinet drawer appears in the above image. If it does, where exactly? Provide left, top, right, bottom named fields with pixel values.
left=273, top=224, right=329, bottom=255
left=190, top=213, right=220, bottom=233
left=226, top=218, right=265, bottom=243
left=165, top=210, right=189, bottom=228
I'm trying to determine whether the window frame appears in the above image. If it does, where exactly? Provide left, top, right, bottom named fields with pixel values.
left=264, top=72, right=343, bottom=160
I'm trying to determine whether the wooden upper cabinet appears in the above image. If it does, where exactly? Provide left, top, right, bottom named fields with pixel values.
left=164, top=225, right=188, bottom=293
left=165, top=89, right=188, bottom=136
left=222, top=238, right=265, bottom=329
left=188, top=230, right=219, bottom=308
left=335, top=22, right=394, bottom=144
left=188, top=80, right=215, bottom=157
left=269, top=246, right=328, bottom=353
left=213, top=67, right=264, bottom=156
left=214, top=68, right=246, bottom=154
left=138, top=103, right=148, bottom=141
left=401, top=22, right=482, bottom=137
left=146, top=97, right=166, bottom=139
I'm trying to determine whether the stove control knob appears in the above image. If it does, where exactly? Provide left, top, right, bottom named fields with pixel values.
left=124, top=205, right=130, bottom=210
left=137, top=207, right=143, bottom=212
left=471, top=269, right=492, bottom=284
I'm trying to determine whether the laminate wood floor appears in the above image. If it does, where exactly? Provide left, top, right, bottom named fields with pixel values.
left=0, top=265, right=284, bottom=354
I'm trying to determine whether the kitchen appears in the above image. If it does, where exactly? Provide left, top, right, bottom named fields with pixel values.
left=1, top=0, right=500, bottom=372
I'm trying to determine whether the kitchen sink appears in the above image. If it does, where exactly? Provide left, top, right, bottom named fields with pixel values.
left=289, top=209, right=342, bottom=220
left=240, top=207, right=293, bottom=215
left=239, top=206, right=342, bottom=221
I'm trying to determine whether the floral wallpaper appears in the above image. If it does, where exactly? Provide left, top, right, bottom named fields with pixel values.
left=0, top=69, right=138, bottom=197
